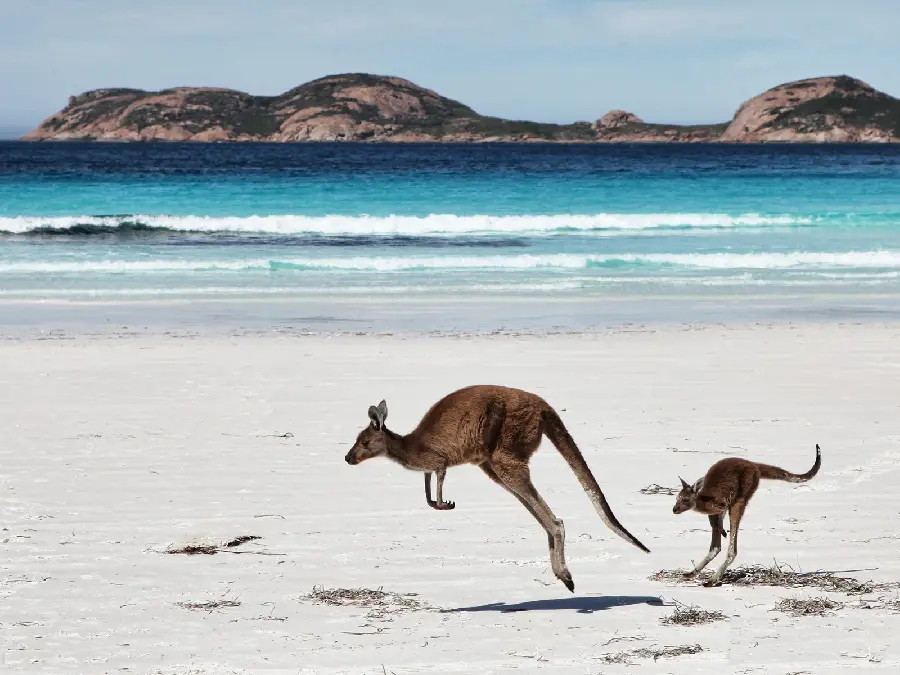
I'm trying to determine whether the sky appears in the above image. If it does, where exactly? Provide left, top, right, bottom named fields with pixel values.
left=2, top=0, right=900, bottom=135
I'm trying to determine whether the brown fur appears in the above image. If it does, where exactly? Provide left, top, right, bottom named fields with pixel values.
left=345, top=384, right=650, bottom=592
left=672, top=444, right=821, bottom=586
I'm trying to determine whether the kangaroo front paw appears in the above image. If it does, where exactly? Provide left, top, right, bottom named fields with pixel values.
left=431, top=500, right=455, bottom=510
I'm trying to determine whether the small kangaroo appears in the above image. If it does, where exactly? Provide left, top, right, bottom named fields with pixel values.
left=672, top=444, right=821, bottom=587
left=344, top=384, right=650, bottom=592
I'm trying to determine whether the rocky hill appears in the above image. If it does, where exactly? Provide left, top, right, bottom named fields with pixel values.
left=21, top=73, right=900, bottom=143
left=721, top=76, right=900, bottom=142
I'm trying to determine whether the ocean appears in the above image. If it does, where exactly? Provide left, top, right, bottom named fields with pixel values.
left=2, top=141, right=900, bottom=332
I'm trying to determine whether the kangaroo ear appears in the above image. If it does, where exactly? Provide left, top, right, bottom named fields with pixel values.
left=679, top=476, right=691, bottom=490
left=368, top=405, right=383, bottom=430
left=376, top=399, right=388, bottom=422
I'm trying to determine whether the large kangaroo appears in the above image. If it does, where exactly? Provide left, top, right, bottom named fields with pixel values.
left=672, top=445, right=821, bottom=587
left=344, top=384, right=650, bottom=592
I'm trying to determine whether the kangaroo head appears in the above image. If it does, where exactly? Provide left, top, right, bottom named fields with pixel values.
left=345, top=399, right=389, bottom=465
left=672, top=476, right=697, bottom=514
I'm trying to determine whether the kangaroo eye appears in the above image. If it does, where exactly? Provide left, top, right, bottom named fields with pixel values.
left=363, top=442, right=369, bottom=449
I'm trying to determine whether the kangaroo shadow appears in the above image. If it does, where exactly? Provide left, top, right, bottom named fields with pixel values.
left=443, top=595, right=665, bottom=615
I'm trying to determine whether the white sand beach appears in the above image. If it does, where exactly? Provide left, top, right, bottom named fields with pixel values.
left=2, top=323, right=900, bottom=674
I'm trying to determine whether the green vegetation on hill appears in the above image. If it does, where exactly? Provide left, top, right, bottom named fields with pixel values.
left=767, top=90, right=900, bottom=136
left=601, top=121, right=729, bottom=139
left=456, top=117, right=595, bottom=140
left=121, top=90, right=282, bottom=136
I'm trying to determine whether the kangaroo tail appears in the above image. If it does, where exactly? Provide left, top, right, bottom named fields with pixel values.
left=541, top=409, right=650, bottom=553
left=755, top=444, right=822, bottom=483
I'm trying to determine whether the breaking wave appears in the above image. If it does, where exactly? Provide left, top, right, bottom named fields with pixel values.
left=3, top=251, right=900, bottom=274
left=0, top=213, right=815, bottom=237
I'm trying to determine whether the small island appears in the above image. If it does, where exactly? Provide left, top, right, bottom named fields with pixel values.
left=21, top=73, right=900, bottom=143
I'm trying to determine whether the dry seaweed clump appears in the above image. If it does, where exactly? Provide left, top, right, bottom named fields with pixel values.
left=651, top=562, right=897, bottom=595
left=301, top=586, right=431, bottom=619
left=176, top=599, right=241, bottom=611
left=166, top=535, right=262, bottom=555
left=775, top=596, right=843, bottom=617
left=640, top=484, right=678, bottom=496
left=660, top=602, right=728, bottom=626
left=601, top=644, right=704, bottom=664
left=881, top=598, right=900, bottom=612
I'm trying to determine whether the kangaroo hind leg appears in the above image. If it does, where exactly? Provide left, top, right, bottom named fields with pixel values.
left=489, top=453, right=574, bottom=593
left=683, top=514, right=724, bottom=579
left=480, top=463, right=552, bottom=553
left=705, top=500, right=746, bottom=587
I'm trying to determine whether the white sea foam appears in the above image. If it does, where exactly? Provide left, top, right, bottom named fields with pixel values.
left=639, top=251, right=900, bottom=269
left=0, top=255, right=583, bottom=273
left=0, top=212, right=813, bottom=235
left=0, top=281, right=586, bottom=297
left=1, top=250, right=899, bottom=274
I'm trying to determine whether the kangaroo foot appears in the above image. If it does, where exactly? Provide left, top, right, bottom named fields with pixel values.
left=682, top=570, right=698, bottom=580
left=552, top=561, right=575, bottom=592
left=558, top=571, right=575, bottom=592
left=702, top=577, right=723, bottom=588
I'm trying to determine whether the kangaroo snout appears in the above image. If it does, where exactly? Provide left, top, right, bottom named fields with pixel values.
left=344, top=450, right=359, bottom=465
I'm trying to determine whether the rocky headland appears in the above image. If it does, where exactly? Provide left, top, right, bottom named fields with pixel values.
left=21, top=73, right=900, bottom=143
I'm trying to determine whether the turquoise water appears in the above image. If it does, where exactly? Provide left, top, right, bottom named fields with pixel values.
left=2, top=142, right=900, bottom=307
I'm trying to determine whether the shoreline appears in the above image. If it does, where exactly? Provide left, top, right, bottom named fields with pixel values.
left=3, top=291, right=900, bottom=340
